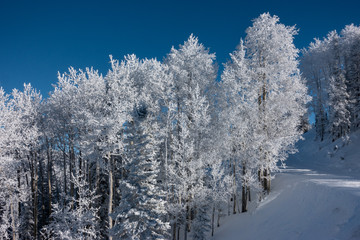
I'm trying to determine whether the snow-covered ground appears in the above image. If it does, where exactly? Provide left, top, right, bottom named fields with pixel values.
left=213, top=129, right=360, bottom=240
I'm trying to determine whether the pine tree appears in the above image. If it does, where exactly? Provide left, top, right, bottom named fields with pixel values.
left=341, top=24, right=360, bottom=130
left=112, top=106, right=169, bottom=240
left=110, top=57, right=170, bottom=240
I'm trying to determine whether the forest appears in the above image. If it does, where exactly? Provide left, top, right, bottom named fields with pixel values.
left=0, top=13, right=359, bottom=240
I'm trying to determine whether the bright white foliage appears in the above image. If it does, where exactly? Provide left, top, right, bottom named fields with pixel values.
left=0, top=13, right=320, bottom=240
left=244, top=13, right=310, bottom=171
left=44, top=174, right=100, bottom=240
left=165, top=34, right=217, bottom=239
left=223, top=13, right=310, bottom=199
left=302, top=24, right=360, bottom=141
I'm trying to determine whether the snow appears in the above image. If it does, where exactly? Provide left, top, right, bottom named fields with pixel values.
left=213, top=129, right=360, bottom=240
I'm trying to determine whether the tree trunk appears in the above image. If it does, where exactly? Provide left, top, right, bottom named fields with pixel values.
left=242, top=184, right=248, bottom=213
left=258, top=168, right=262, bottom=183
left=184, top=211, right=188, bottom=240
left=263, top=168, right=267, bottom=192
left=172, top=220, right=177, bottom=240
left=211, top=205, right=215, bottom=236
left=177, top=224, right=180, bottom=240
left=79, top=151, right=82, bottom=178
left=233, top=194, right=237, bottom=214
left=164, top=136, right=169, bottom=203
left=187, top=203, right=192, bottom=232
left=10, top=202, right=17, bottom=240
left=108, top=153, right=113, bottom=240
left=63, top=150, right=67, bottom=206
left=39, top=156, right=46, bottom=222
left=263, top=168, right=271, bottom=194
left=217, top=208, right=221, bottom=227
left=258, top=168, right=263, bottom=201
left=46, top=141, right=52, bottom=217
left=232, top=158, right=237, bottom=214
left=87, top=159, right=92, bottom=191
left=242, top=164, right=248, bottom=212
left=30, top=152, right=38, bottom=240
left=69, top=146, right=75, bottom=201
left=227, top=196, right=230, bottom=216
left=96, top=160, right=100, bottom=192
left=17, top=169, right=21, bottom=216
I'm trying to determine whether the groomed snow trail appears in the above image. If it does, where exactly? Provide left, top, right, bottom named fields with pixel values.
left=213, top=131, right=360, bottom=240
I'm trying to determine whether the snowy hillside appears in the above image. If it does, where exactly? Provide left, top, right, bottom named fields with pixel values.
left=213, top=129, right=360, bottom=240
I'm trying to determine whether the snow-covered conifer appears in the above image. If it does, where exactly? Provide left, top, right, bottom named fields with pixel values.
left=327, top=32, right=351, bottom=141
left=110, top=57, right=170, bottom=240
left=341, top=24, right=360, bottom=130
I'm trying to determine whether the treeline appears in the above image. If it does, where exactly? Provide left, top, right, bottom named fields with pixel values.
left=0, top=13, right=309, bottom=240
left=302, top=24, right=360, bottom=142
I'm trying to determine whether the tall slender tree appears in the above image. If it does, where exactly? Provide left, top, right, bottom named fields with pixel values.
left=165, top=34, right=217, bottom=239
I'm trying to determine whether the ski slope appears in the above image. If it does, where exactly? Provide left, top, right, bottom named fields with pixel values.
left=213, top=130, right=360, bottom=240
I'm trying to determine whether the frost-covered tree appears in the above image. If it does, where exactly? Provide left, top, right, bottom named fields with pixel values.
left=110, top=57, right=170, bottom=240
left=341, top=24, right=360, bottom=130
left=45, top=66, right=113, bottom=238
left=167, top=111, right=195, bottom=239
left=222, top=39, right=262, bottom=212
left=207, top=155, right=232, bottom=236
left=165, top=34, right=217, bottom=239
left=46, top=69, right=83, bottom=205
left=43, top=173, right=100, bottom=240
left=12, top=84, right=42, bottom=239
left=242, top=13, right=309, bottom=193
left=302, top=39, right=330, bottom=141
left=327, top=32, right=351, bottom=141
left=329, top=75, right=350, bottom=141
left=0, top=84, right=42, bottom=239
left=302, top=24, right=360, bottom=141
left=105, top=54, right=141, bottom=239
left=0, top=88, right=18, bottom=240
left=113, top=109, right=169, bottom=240
left=0, top=19, right=322, bottom=239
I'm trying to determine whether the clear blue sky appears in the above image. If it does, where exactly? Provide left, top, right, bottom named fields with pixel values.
left=1, top=0, right=359, bottom=96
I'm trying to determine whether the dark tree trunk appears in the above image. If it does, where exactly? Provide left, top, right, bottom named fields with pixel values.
left=172, top=221, right=177, bottom=240
left=217, top=208, right=221, bottom=227
left=184, top=205, right=188, bottom=240
left=63, top=150, right=67, bottom=206
left=242, top=184, right=248, bottom=213
left=232, top=158, right=237, bottom=214
left=242, top=164, right=248, bottom=212
left=29, top=151, right=38, bottom=239
left=17, top=169, right=21, bottom=216
left=263, top=168, right=271, bottom=194
left=46, top=140, right=52, bottom=218
left=11, top=202, right=16, bottom=240
left=108, top=154, right=114, bottom=240
left=177, top=225, right=180, bottom=240
left=211, top=205, right=215, bottom=236
left=69, top=146, right=75, bottom=201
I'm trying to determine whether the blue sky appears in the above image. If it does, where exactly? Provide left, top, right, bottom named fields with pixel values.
left=1, top=0, right=359, bottom=96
